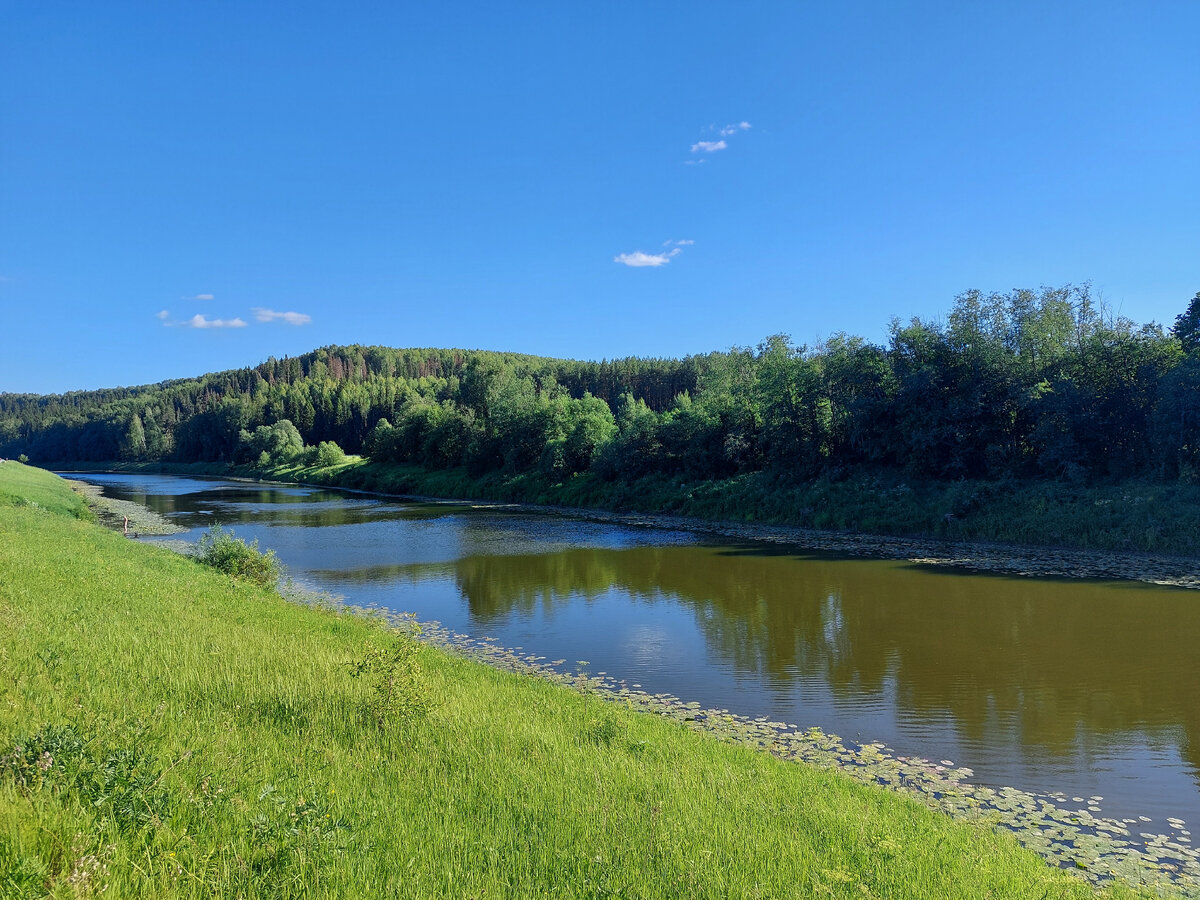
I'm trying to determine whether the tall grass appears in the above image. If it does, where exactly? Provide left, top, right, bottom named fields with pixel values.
left=0, top=465, right=1161, bottom=897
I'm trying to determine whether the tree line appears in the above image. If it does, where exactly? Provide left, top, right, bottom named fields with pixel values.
left=3, top=285, right=1199, bottom=486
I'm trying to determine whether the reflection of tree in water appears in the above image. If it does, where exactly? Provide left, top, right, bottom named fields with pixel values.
left=455, top=551, right=627, bottom=620
left=104, top=484, right=459, bottom=529
left=428, top=544, right=1200, bottom=773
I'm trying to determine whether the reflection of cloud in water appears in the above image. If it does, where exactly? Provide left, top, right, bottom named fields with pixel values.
left=625, top=624, right=673, bottom=667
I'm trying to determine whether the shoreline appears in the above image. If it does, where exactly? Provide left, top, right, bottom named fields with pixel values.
left=66, top=478, right=183, bottom=535
left=69, top=463, right=1200, bottom=590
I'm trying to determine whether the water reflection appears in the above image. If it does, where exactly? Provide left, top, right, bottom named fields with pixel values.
left=126, top=484, right=466, bottom=529
left=380, top=545, right=1200, bottom=776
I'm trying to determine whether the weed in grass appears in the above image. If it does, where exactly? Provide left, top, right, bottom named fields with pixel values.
left=347, top=623, right=432, bottom=730
left=585, top=713, right=623, bottom=748
left=3, top=723, right=171, bottom=835
left=249, top=783, right=352, bottom=887
left=0, top=834, right=49, bottom=900
left=247, top=695, right=313, bottom=733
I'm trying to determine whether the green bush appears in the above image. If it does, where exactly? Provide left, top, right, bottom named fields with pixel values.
left=195, top=525, right=281, bottom=587
left=315, top=441, right=346, bottom=467
left=348, top=622, right=431, bottom=730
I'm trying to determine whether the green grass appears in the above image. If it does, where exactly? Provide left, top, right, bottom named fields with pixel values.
left=0, top=466, right=1163, bottom=897
left=0, top=460, right=92, bottom=520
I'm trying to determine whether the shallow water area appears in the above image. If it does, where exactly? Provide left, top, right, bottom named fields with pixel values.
left=68, top=472, right=1200, bottom=890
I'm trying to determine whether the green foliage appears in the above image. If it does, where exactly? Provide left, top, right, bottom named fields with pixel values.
left=314, top=440, right=347, bottom=467
left=1154, top=356, right=1200, bottom=480
left=120, top=413, right=146, bottom=460
left=235, top=419, right=304, bottom=466
left=16, top=454, right=28, bottom=464
left=1173, top=291, right=1200, bottom=356
left=195, top=525, right=281, bottom=586
left=347, top=623, right=431, bottom=730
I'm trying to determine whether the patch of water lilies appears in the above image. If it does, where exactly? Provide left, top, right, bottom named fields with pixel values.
left=403, top=612, right=1200, bottom=897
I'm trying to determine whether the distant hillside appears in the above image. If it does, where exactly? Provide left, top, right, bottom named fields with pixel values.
left=0, top=345, right=703, bottom=462
left=3, top=286, right=1199, bottom=491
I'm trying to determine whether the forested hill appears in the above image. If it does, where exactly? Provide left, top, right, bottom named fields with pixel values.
left=4, top=285, right=1200, bottom=488
left=0, top=346, right=702, bottom=463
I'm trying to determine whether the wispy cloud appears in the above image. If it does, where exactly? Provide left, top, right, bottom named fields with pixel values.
left=155, top=310, right=170, bottom=320
left=687, top=122, right=752, bottom=161
left=181, top=313, right=247, bottom=329
left=663, top=239, right=694, bottom=247
left=252, top=307, right=312, bottom=326
left=614, top=244, right=688, bottom=267
left=193, top=293, right=215, bottom=301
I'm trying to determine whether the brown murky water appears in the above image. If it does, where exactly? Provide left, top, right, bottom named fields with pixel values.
left=73, top=473, right=1200, bottom=835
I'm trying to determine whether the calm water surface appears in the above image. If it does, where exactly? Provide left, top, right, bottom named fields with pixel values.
left=71, top=473, right=1200, bottom=830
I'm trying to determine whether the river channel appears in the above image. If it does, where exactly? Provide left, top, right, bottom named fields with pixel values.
left=71, top=472, right=1200, bottom=842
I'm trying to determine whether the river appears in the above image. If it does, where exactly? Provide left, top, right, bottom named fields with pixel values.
left=69, top=472, right=1200, bottom=842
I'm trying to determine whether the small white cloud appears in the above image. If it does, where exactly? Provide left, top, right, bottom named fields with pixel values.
left=720, top=121, right=752, bottom=136
left=614, top=248, right=683, bottom=267
left=155, top=309, right=170, bottom=320
left=684, top=158, right=707, bottom=166
left=252, top=307, right=312, bottom=326
left=183, top=313, right=246, bottom=329
left=193, top=293, right=215, bottom=301
left=690, top=140, right=727, bottom=153
left=662, top=239, right=694, bottom=247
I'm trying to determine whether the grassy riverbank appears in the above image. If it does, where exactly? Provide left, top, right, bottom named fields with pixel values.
left=0, top=462, right=1157, bottom=898
left=62, top=456, right=1200, bottom=557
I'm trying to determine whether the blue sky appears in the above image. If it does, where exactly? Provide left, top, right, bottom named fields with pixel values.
left=2, top=1, right=1197, bottom=394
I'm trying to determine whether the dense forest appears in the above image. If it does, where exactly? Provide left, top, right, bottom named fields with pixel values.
left=4, top=285, right=1199, bottom=488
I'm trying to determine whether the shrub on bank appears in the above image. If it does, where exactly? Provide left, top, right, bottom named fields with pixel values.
left=195, top=525, right=280, bottom=586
